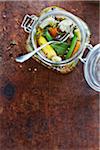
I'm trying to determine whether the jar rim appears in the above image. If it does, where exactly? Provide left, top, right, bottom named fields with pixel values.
left=31, top=9, right=86, bottom=65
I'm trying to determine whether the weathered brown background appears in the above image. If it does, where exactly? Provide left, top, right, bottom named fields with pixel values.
left=0, top=1, right=99, bottom=150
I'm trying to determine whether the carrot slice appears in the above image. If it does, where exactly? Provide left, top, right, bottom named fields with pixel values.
left=49, top=27, right=58, bottom=37
left=71, top=41, right=81, bottom=56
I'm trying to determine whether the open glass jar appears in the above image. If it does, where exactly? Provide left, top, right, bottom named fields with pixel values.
left=21, top=6, right=100, bottom=92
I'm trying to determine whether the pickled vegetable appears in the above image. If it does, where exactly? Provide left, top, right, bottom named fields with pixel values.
left=49, top=27, right=58, bottom=37
left=74, top=28, right=81, bottom=41
left=35, top=14, right=81, bottom=62
left=44, top=30, right=53, bottom=41
left=65, top=35, right=77, bottom=59
left=51, top=42, right=68, bottom=56
left=52, top=56, right=62, bottom=62
left=71, top=41, right=81, bottom=56
left=40, top=17, right=58, bottom=29
left=38, top=36, right=57, bottom=59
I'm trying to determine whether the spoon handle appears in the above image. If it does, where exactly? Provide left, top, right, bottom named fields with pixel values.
left=15, top=41, right=55, bottom=63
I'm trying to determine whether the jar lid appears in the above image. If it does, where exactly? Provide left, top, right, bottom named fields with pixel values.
left=84, top=44, right=100, bottom=92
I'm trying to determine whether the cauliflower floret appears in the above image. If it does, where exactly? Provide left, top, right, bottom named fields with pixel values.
left=40, top=17, right=59, bottom=29
left=52, top=56, right=62, bottom=62
left=58, top=19, right=74, bottom=33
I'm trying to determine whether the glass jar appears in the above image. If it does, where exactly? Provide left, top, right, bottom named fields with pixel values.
left=21, top=6, right=100, bottom=92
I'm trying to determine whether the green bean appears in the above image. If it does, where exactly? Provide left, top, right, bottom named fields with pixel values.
left=65, top=35, right=77, bottom=59
left=44, top=30, right=53, bottom=41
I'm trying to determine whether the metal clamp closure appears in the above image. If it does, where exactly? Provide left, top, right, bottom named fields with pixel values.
left=79, top=43, right=93, bottom=64
left=21, top=14, right=38, bottom=33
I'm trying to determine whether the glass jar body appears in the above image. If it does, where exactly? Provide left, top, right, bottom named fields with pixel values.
left=26, top=6, right=91, bottom=73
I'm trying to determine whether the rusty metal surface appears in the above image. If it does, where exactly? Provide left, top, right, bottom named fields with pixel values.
left=0, top=1, right=99, bottom=150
